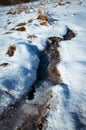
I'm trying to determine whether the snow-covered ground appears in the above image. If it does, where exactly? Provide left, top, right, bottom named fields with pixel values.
left=0, top=0, right=86, bottom=129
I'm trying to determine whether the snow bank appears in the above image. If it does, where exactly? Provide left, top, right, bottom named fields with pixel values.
left=0, top=40, right=39, bottom=113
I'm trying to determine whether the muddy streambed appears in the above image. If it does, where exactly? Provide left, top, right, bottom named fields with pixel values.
left=0, top=28, right=75, bottom=130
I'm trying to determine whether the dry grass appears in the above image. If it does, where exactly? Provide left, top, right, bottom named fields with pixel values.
left=7, top=6, right=29, bottom=15
left=15, top=27, right=26, bottom=31
left=0, top=63, right=10, bottom=67
left=6, top=45, right=16, bottom=57
left=15, top=103, right=49, bottom=130
left=56, top=0, right=71, bottom=7
left=27, top=34, right=38, bottom=39
left=37, top=14, right=48, bottom=21
left=40, top=21, right=49, bottom=26
left=28, top=19, right=33, bottom=23
left=49, top=65, right=62, bottom=84
left=16, top=22, right=26, bottom=27
left=58, top=2, right=65, bottom=6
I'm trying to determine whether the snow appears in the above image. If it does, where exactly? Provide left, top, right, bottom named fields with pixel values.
left=0, top=0, right=86, bottom=129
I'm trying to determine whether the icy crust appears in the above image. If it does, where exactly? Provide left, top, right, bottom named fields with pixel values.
left=0, top=41, right=39, bottom=114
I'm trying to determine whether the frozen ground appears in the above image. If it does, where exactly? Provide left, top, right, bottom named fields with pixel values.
left=0, top=0, right=86, bottom=130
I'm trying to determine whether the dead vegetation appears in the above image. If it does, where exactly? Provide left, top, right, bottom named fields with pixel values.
left=48, top=65, right=62, bottom=84
left=7, top=5, right=29, bottom=15
left=16, top=104, right=48, bottom=130
left=63, top=28, right=75, bottom=40
left=27, top=34, right=38, bottom=39
left=56, top=0, right=71, bottom=7
left=28, top=19, right=33, bottom=23
left=0, top=63, right=10, bottom=67
left=37, top=14, right=48, bottom=21
left=6, top=45, right=16, bottom=57
left=15, top=27, right=26, bottom=31
left=16, top=22, right=26, bottom=27
left=40, top=21, right=49, bottom=26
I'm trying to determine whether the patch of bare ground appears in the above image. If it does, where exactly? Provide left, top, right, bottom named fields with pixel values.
left=28, top=19, right=33, bottom=23
left=40, top=21, right=49, bottom=26
left=0, top=63, right=10, bottom=67
left=0, top=88, right=52, bottom=130
left=37, top=14, right=48, bottom=21
left=6, top=45, right=16, bottom=57
left=15, top=27, right=26, bottom=31
left=63, top=28, right=75, bottom=40
left=48, top=65, right=62, bottom=84
left=16, top=22, right=26, bottom=27
left=27, top=34, right=38, bottom=39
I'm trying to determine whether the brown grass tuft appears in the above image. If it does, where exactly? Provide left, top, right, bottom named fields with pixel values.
left=16, top=22, right=26, bottom=27
left=15, top=27, right=26, bottom=32
left=27, top=34, right=38, bottom=39
left=37, top=14, right=48, bottom=21
left=40, top=21, right=49, bottom=26
left=49, top=65, right=62, bottom=84
left=28, top=19, right=33, bottom=23
left=6, top=45, right=16, bottom=57
left=0, top=63, right=10, bottom=67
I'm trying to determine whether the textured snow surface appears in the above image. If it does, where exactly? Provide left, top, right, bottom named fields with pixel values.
left=0, top=0, right=86, bottom=129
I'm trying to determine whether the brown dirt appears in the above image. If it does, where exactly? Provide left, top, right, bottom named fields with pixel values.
left=6, top=45, right=16, bottom=57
